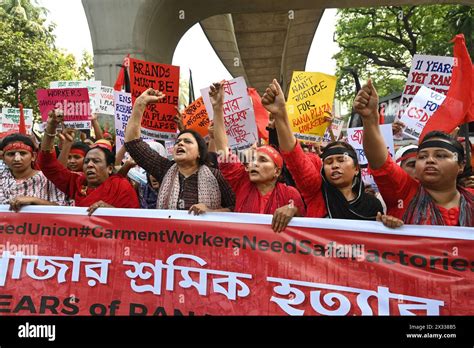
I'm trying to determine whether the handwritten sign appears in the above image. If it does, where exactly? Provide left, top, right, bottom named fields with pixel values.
left=1, top=107, right=33, bottom=133
left=182, top=97, right=209, bottom=138
left=399, top=54, right=453, bottom=119
left=201, top=77, right=258, bottom=150
left=346, top=124, right=394, bottom=165
left=99, top=86, right=115, bottom=115
left=129, top=58, right=180, bottom=140
left=322, top=118, right=345, bottom=146
left=286, top=71, right=337, bottom=142
left=113, top=91, right=132, bottom=154
left=50, top=80, right=101, bottom=113
left=400, top=86, right=447, bottom=140
left=361, top=167, right=378, bottom=191
left=36, top=88, right=91, bottom=129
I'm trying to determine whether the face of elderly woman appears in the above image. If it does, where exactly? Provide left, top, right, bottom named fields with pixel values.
left=247, top=151, right=280, bottom=184
left=173, top=133, right=200, bottom=165
left=83, top=148, right=113, bottom=188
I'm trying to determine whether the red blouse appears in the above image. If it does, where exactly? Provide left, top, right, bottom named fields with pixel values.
left=369, top=155, right=460, bottom=226
left=38, top=150, right=139, bottom=208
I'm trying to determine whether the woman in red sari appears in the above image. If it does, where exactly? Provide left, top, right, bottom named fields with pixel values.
left=209, top=82, right=305, bottom=232
left=38, top=110, right=139, bottom=214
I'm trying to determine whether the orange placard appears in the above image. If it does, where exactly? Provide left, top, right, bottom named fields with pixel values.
left=182, top=97, right=209, bottom=138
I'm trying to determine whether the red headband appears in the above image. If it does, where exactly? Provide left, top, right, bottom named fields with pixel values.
left=3, top=142, right=33, bottom=154
left=256, top=146, right=283, bottom=168
left=396, top=152, right=417, bottom=164
left=70, top=148, right=86, bottom=157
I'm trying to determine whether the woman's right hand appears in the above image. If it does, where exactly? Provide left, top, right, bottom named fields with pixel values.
left=135, top=88, right=166, bottom=109
left=47, top=109, right=64, bottom=127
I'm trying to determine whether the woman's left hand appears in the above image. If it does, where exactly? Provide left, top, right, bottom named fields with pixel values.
left=87, top=200, right=113, bottom=216
left=188, top=203, right=210, bottom=216
left=272, top=204, right=298, bottom=233
left=376, top=212, right=403, bottom=228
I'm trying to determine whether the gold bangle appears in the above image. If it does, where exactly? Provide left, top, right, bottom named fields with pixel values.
left=44, top=131, right=57, bottom=137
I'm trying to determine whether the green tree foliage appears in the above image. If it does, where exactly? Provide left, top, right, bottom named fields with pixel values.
left=334, top=5, right=472, bottom=103
left=0, top=0, right=94, bottom=120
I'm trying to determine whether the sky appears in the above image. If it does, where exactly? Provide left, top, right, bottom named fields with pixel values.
left=37, top=0, right=339, bottom=96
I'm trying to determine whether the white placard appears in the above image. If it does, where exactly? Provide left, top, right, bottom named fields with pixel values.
left=347, top=124, right=395, bottom=165
left=399, top=54, right=453, bottom=119
left=201, top=77, right=258, bottom=150
left=322, top=118, right=345, bottom=145
left=1, top=107, right=33, bottom=133
left=113, top=91, right=132, bottom=154
left=399, top=86, right=446, bottom=140
left=99, top=86, right=115, bottom=115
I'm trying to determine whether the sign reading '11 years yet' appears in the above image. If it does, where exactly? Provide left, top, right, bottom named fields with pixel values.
left=129, top=58, right=180, bottom=140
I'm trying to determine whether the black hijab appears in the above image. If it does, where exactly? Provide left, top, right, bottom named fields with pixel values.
left=320, top=143, right=383, bottom=220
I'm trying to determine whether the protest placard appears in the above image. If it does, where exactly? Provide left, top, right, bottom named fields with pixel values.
left=322, top=118, right=345, bottom=146
left=201, top=77, right=258, bottom=150
left=50, top=80, right=101, bottom=113
left=1, top=107, right=33, bottom=133
left=99, top=86, right=115, bottom=115
left=129, top=58, right=180, bottom=140
left=36, top=88, right=91, bottom=129
left=113, top=91, right=132, bottom=154
left=399, top=86, right=447, bottom=140
left=182, top=97, right=209, bottom=138
left=399, top=54, right=453, bottom=119
left=286, top=71, right=337, bottom=142
left=347, top=124, right=394, bottom=165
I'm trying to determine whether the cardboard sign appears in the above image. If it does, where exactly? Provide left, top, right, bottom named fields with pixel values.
left=347, top=124, right=394, bottom=166
left=399, top=54, right=453, bottom=119
left=322, top=118, right=345, bottom=146
left=182, top=97, right=209, bottom=138
left=201, top=77, right=258, bottom=150
left=113, top=91, right=132, bottom=154
left=129, top=58, right=180, bottom=140
left=99, top=86, right=115, bottom=115
left=36, top=88, right=91, bottom=129
left=1, top=107, right=33, bottom=133
left=50, top=80, right=101, bottom=114
left=286, top=71, right=337, bottom=142
left=400, top=86, right=447, bottom=140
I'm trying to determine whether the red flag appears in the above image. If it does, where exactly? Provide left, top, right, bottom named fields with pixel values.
left=419, top=34, right=473, bottom=142
left=18, top=103, right=26, bottom=135
left=467, top=64, right=474, bottom=122
left=113, top=54, right=130, bottom=91
left=247, top=88, right=269, bottom=142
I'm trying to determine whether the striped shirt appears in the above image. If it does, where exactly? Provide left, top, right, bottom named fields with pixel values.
left=0, top=168, right=68, bottom=206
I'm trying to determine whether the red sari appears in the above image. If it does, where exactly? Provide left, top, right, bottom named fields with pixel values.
left=219, top=153, right=306, bottom=215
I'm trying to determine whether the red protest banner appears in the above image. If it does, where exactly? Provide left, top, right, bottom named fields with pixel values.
left=36, top=88, right=91, bottom=129
left=0, top=207, right=473, bottom=316
left=129, top=58, right=180, bottom=140
left=182, top=97, right=209, bottom=138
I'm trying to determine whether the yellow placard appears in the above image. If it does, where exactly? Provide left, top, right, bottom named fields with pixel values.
left=286, top=71, right=337, bottom=141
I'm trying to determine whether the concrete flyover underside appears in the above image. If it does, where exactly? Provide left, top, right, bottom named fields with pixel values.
left=82, top=0, right=472, bottom=94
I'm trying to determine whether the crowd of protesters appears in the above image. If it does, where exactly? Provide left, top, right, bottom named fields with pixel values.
left=0, top=78, right=473, bottom=229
